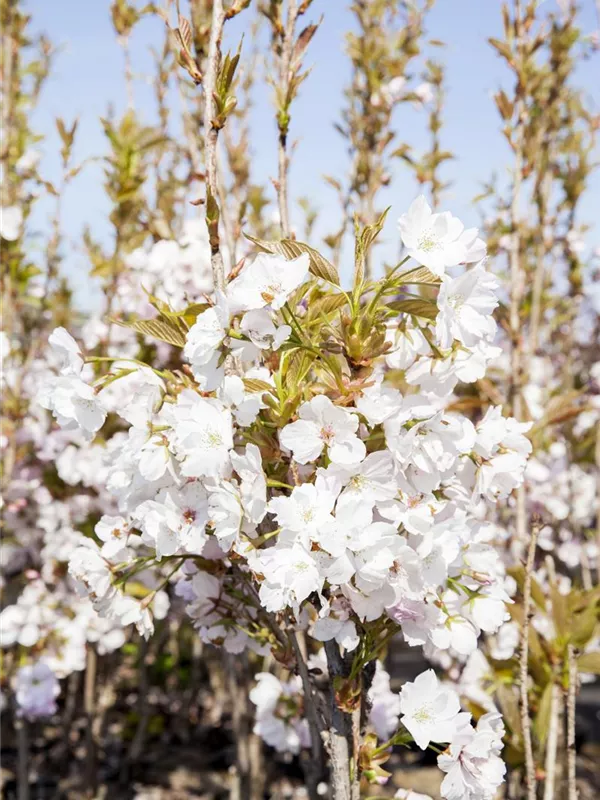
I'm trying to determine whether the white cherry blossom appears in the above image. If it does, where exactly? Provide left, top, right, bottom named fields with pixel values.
left=399, top=669, right=461, bottom=750
left=227, top=252, right=309, bottom=313
left=280, top=394, right=366, bottom=466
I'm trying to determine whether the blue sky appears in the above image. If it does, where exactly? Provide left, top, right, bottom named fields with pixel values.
left=27, top=0, right=600, bottom=309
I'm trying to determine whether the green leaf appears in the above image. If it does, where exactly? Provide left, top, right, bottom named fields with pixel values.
left=495, top=684, right=521, bottom=737
left=508, top=565, right=547, bottom=612
left=308, top=293, right=348, bottom=317
left=360, top=207, right=390, bottom=253
left=387, top=298, right=438, bottom=320
left=242, top=378, right=274, bottom=395
left=550, top=586, right=569, bottom=639
left=577, top=652, right=600, bottom=675
left=571, top=604, right=599, bottom=649
left=115, top=316, right=187, bottom=347
left=245, top=233, right=340, bottom=286
left=284, top=349, right=311, bottom=393
left=395, top=265, right=441, bottom=285
left=354, top=207, right=390, bottom=287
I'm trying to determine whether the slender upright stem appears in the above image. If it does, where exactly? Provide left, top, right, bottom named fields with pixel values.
left=596, top=426, right=600, bottom=583
left=17, top=718, right=29, bottom=800
left=277, top=0, right=299, bottom=239
left=289, top=629, right=325, bottom=800
left=84, top=647, right=98, bottom=797
left=520, top=518, right=538, bottom=800
left=203, top=0, right=227, bottom=291
left=324, top=640, right=359, bottom=800
left=529, top=167, right=553, bottom=353
left=543, top=682, right=561, bottom=800
left=566, top=644, right=578, bottom=800
left=509, top=0, right=527, bottom=545
left=121, top=34, right=135, bottom=110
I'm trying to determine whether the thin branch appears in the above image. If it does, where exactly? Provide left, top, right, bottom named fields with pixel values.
left=203, top=0, right=227, bottom=292
left=17, top=718, right=29, bottom=800
left=277, top=0, right=299, bottom=238
left=289, top=628, right=326, bottom=800
left=324, top=640, right=355, bottom=800
left=84, top=646, right=98, bottom=797
left=566, top=643, right=578, bottom=800
left=509, top=0, right=527, bottom=546
left=520, top=517, right=539, bottom=800
left=543, top=681, right=561, bottom=800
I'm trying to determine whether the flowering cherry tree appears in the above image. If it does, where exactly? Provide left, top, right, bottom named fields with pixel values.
left=38, top=193, right=531, bottom=799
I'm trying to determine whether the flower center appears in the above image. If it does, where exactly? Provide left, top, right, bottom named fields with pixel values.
left=349, top=475, right=367, bottom=490
left=301, top=507, right=315, bottom=523
left=203, top=429, right=224, bottom=449
left=183, top=509, right=196, bottom=523
left=417, top=230, right=441, bottom=253
left=78, top=398, right=96, bottom=411
left=407, top=494, right=423, bottom=508
left=261, top=282, right=283, bottom=304
left=413, top=705, right=433, bottom=723
left=447, top=293, right=465, bottom=310
left=320, top=424, right=335, bottom=444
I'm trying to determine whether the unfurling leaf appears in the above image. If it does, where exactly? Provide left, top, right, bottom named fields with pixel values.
left=387, top=298, right=438, bottom=320
left=244, top=233, right=340, bottom=286
left=577, top=652, right=600, bottom=675
left=115, top=316, right=187, bottom=347
left=395, top=265, right=441, bottom=285
left=242, top=378, right=275, bottom=395
left=354, top=207, right=390, bottom=289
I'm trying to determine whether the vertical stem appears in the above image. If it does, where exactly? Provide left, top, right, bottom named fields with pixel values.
left=566, top=644, right=578, bottom=800
left=520, top=519, right=538, bottom=800
left=128, top=637, right=150, bottom=766
left=289, top=630, right=324, bottom=800
left=203, top=0, right=227, bottom=292
left=529, top=168, right=553, bottom=354
left=17, top=718, right=29, bottom=800
left=121, top=34, right=135, bottom=110
left=84, top=647, right=98, bottom=797
left=277, top=0, right=298, bottom=239
left=596, top=426, right=600, bottom=583
left=509, top=0, right=527, bottom=545
left=324, top=641, right=358, bottom=800
left=543, top=682, right=561, bottom=800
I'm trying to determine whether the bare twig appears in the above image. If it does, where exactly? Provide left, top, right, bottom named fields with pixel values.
left=289, top=628, right=325, bottom=800
left=543, top=682, right=561, bottom=800
left=276, top=0, right=299, bottom=238
left=509, top=1, right=527, bottom=547
left=520, top=518, right=539, bottom=800
left=84, top=647, right=98, bottom=797
left=529, top=166, right=553, bottom=353
left=203, top=0, right=227, bottom=291
left=566, top=643, right=578, bottom=800
left=16, top=718, right=29, bottom=800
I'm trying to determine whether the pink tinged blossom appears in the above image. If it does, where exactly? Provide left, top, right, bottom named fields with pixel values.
left=280, top=394, right=366, bottom=466
left=368, top=661, right=402, bottom=740
left=15, top=661, right=60, bottom=720
left=438, top=712, right=506, bottom=800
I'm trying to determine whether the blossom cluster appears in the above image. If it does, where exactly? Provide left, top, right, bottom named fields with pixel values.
left=34, top=195, right=531, bottom=792
left=0, top=219, right=214, bottom=718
